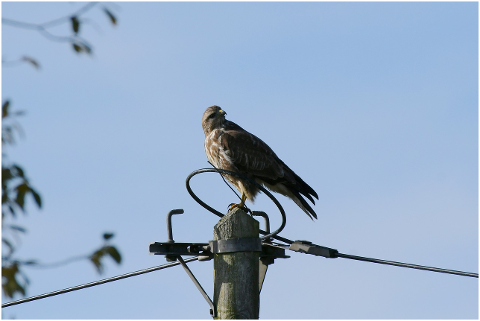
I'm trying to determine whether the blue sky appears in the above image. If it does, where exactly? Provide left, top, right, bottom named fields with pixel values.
left=1, top=2, right=478, bottom=319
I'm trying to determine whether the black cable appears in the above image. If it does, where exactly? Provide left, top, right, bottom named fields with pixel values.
left=2, top=257, right=199, bottom=308
left=336, top=252, right=478, bottom=278
left=207, top=161, right=242, bottom=201
left=186, top=167, right=286, bottom=240
left=282, top=240, right=477, bottom=278
left=185, top=168, right=477, bottom=278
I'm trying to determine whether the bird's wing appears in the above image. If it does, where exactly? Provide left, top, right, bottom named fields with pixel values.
left=220, top=126, right=286, bottom=181
left=222, top=123, right=318, bottom=197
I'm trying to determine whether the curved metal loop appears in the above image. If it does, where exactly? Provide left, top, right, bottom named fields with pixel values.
left=185, top=168, right=286, bottom=240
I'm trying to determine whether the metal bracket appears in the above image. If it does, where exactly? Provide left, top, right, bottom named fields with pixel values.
left=149, top=242, right=212, bottom=261
left=258, top=243, right=290, bottom=293
left=151, top=209, right=216, bottom=317
left=151, top=208, right=213, bottom=261
left=167, top=209, right=184, bottom=243
left=176, top=256, right=216, bottom=318
left=252, top=211, right=270, bottom=235
left=151, top=209, right=291, bottom=315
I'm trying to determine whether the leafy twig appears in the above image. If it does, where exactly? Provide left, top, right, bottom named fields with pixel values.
left=2, top=2, right=117, bottom=56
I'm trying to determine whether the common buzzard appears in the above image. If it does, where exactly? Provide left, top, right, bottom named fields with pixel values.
left=202, top=105, right=318, bottom=219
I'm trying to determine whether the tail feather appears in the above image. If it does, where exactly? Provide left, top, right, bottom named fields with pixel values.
left=256, top=169, right=318, bottom=219
left=290, top=189, right=317, bottom=220
left=300, top=190, right=316, bottom=205
left=291, top=172, right=318, bottom=217
left=292, top=172, right=318, bottom=201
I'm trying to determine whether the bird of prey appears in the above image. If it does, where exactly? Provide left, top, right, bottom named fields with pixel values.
left=202, top=105, right=318, bottom=219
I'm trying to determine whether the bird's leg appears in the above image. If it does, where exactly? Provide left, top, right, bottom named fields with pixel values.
left=239, top=193, right=246, bottom=208
left=229, top=193, right=248, bottom=212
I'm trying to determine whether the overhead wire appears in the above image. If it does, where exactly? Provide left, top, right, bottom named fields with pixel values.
left=268, top=239, right=477, bottom=278
left=335, top=252, right=478, bottom=278
left=187, top=167, right=478, bottom=279
left=186, top=167, right=287, bottom=240
left=2, top=256, right=199, bottom=308
left=4, top=168, right=477, bottom=309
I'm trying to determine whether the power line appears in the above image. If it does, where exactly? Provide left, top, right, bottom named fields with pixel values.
left=186, top=168, right=478, bottom=279
left=277, top=240, right=477, bottom=278
left=336, top=252, right=478, bottom=278
left=3, top=236, right=476, bottom=310
left=2, top=256, right=199, bottom=308
left=3, top=197, right=476, bottom=311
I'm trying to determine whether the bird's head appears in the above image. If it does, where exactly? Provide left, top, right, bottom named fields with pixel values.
left=202, top=105, right=227, bottom=134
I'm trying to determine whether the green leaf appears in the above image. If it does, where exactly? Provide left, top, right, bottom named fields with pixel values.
left=70, top=16, right=80, bottom=34
left=2, top=100, right=10, bottom=119
left=2, top=263, right=26, bottom=298
left=72, top=42, right=92, bottom=55
left=3, top=167, right=14, bottom=182
left=103, top=7, right=117, bottom=25
left=12, top=164, right=25, bottom=178
left=14, top=183, right=29, bottom=212
left=72, top=42, right=83, bottom=53
left=103, top=233, right=114, bottom=240
left=89, top=244, right=121, bottom=274
left=105, top=246, right=122, bottom=264
left=2, top=191, right=10, bottom=205
left=2, top=188, right=9, bottom=202
left=30, top=188, right=42, bottom=209
left=89, top=249, right=105, bottom=274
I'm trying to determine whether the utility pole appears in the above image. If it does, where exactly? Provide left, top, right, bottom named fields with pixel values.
left=213, top=207, right=260, bottom=319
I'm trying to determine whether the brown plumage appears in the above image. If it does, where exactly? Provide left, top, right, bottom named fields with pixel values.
left=202, top=105, right=318, bottom=219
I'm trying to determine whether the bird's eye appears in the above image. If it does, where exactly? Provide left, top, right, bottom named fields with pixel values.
left=207, top=112, right=216, bottom=120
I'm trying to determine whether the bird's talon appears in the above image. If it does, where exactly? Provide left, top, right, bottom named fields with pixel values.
left=228, top=202, right=249, bottom=213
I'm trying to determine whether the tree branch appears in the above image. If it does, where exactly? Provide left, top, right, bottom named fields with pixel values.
left=2, top=2, right=98, bottom=47
left=2, top=2, right=98, bottom=30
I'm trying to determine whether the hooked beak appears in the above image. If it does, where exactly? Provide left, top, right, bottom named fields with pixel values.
left=219, top=109, right=226, bottom=116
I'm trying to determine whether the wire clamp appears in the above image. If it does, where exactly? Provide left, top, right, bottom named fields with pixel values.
left=289, top=240, right=339, bottom=258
